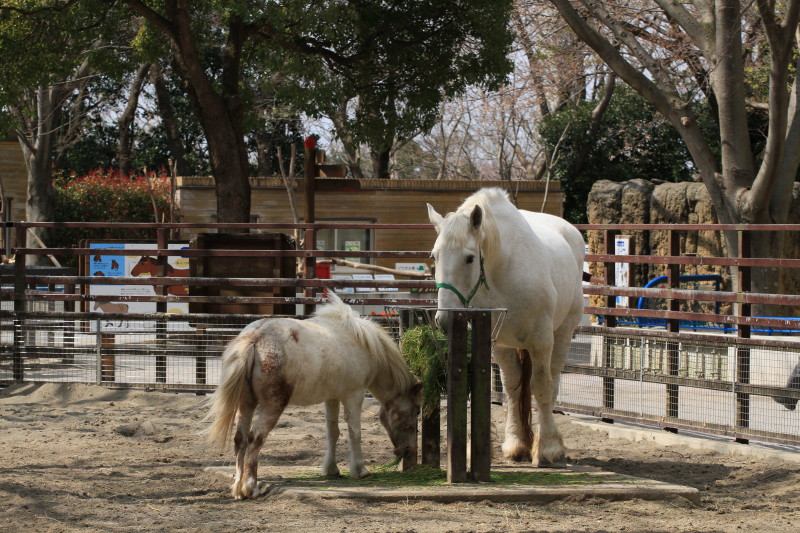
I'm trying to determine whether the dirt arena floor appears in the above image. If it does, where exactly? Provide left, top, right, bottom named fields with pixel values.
left=1, top=382, right=799, bottom=532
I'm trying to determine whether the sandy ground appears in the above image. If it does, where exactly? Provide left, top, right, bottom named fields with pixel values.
left=1, top=382, right=799, bottom=533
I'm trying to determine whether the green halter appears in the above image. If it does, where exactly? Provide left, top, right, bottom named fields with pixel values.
left=435, top=253, right=489, bottom=307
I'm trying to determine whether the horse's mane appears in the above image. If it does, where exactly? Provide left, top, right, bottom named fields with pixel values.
left=313, top=292, right=416, bottom=392
left=443, top=187, right=508, bottom=263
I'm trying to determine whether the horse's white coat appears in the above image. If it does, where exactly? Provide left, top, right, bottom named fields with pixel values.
left=428, top=187, right=584, bottom=465
left=205, top=292, right=420, bottom=499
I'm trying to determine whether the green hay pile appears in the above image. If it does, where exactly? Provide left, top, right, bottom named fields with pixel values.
left=400, top=325, right=448, bottom=417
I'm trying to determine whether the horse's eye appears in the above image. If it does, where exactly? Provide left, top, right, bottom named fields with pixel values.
left=466, top=255, right=475, bottom=264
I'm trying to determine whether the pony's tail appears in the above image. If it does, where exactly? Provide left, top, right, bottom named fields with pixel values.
left=203, top=335, right=257, bottom=452
left=517, top=349, right=534, bottom=448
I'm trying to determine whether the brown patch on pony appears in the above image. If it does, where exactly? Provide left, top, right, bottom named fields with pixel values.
left=517, top=349, right=534, bottom=449
left=289, top=328, right=299, bottom=343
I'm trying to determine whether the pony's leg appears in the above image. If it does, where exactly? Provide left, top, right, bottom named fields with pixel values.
left=322, top=399, right=341, bottom=476
left=342, top=393, right=370, bottom=478
left=494, top=346, right=533, bottom=462
left=235, top=404, right=285, bottom=500
left=231, top=402, right=255, bottom=499
left=529, top=336, right=567, bottom=467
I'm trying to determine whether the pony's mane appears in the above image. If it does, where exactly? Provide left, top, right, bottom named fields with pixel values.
left=314, top=292, right=416, bottom=392
left=441, top=187, right=508, bottom=262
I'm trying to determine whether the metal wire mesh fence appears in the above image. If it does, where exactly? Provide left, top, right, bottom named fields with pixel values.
left=559, top=326, right=800, bottom=445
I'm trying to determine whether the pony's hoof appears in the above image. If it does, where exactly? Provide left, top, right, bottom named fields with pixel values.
left=351, top=468, right=371, bottom=479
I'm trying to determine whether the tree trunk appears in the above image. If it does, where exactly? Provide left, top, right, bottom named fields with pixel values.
left=18, top=87, right=59, bottom=266
left=169, top=4, right=251, bottom=224
left=371, top=149, right=391, bottom=179
left=150, top=64, right=192, bottom=176
left=117, top=63, right=151, bottom=176
left=329, top=103, right=365, bottom=179
left=547, top=0, right=800, bottom=315
left=254, top=129, right=273, bottom=176
left=127, top=1, right=252, bottom=223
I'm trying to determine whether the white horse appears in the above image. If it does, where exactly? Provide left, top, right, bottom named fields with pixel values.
left=205, top=292, right=422, bottom=500
left=428, top=187, right=584, bottom=466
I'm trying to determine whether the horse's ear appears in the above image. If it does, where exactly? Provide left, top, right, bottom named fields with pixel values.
left=427, top=203, right=444, bottom=233
left=470, top=205, right=483, bottom=230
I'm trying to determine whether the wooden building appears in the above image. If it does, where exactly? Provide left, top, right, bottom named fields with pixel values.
left=176, top=177, right=564, bottom=271
left=0, top=139, right=28, bottom=222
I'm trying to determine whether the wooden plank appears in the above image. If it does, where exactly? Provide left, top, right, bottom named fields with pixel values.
left=315, top=164, right=349, bottom=178
left=446, top=310, right=468, bottom=483
left=469, top=310, right=492, bottom=482
left=421, top=408, right=440, bottom=467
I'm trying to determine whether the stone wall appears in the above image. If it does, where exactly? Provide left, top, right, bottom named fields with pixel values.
left=586, top=179, right=800, bottom=316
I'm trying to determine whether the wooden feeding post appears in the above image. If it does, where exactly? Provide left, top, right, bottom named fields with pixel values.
left=445, top=308, right=493, bottom=483
left=398, top=307, right=497, bottom=483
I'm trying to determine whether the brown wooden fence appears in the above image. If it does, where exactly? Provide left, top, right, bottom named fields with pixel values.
left=1, top=220, right=799, bottom=447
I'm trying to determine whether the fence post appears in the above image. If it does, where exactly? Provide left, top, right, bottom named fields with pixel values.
left=62, top=282, right=76, bottom=364
left=469, top=310, right=492, bottom=482
left=303, top=137, right=317, bottom=316
left=735, top=230, right=751, bottom=444
left=601, top=229, right=617, bottom=421
left=446, top=310, right=468, bottom=483
left=155, top=227, right=168, bottom=383
left=96, top=320, right=116, bottom=383
left=665, top=229, right=681, bottom=431
left=12, top=224, right=26, bottom=381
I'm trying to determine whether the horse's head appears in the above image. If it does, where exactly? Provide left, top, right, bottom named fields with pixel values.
left=428, top=202, right=488, bottom=330
left=130, top=256, right=153, bottom=277
left=378, top=382, right=422, bottom=460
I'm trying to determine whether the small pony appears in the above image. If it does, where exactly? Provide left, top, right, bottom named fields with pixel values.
left=205, top=292, right=422, bottom=500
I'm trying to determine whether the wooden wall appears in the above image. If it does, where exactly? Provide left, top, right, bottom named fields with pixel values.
left=0, top=140, right=28, bottom=221
left=177, top=177, right=564, bottom=269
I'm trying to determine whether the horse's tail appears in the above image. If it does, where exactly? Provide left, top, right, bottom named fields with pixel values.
left=517, top=349, right=534, bottom=448
left=204, top=334, right=258, bottom=452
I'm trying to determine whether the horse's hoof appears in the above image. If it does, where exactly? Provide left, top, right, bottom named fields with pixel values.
left=508, top=451, right=533, bottom=463
left=535, top=455, right=567, bottom=468
left=502, top=440, right=532, bottom=463
left=351, top=468, right=371, bottom=479
left=322, top=464, right=341, bottom=477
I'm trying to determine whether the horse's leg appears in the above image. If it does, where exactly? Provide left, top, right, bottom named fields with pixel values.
left=322, top=399, right=341, bottom=476
left=231, top=401, right=255, bottom=499
left=494, top=346, right=533, bottom=462
left=549, top=321, right=576, bottom=403
left=342, top=392, right=370, bottom=478
left=235, top=402, right=286, bottom=500
left=529, top=335, right=567, bottom=467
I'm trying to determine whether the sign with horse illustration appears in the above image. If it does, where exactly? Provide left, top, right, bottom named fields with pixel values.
left=84, top=241, right=189, bottom=330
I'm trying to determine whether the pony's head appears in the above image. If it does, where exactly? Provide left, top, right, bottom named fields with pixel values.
left=378, top=382, right=422, bottom=460
left=427, top=189, right=501, bottom=328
